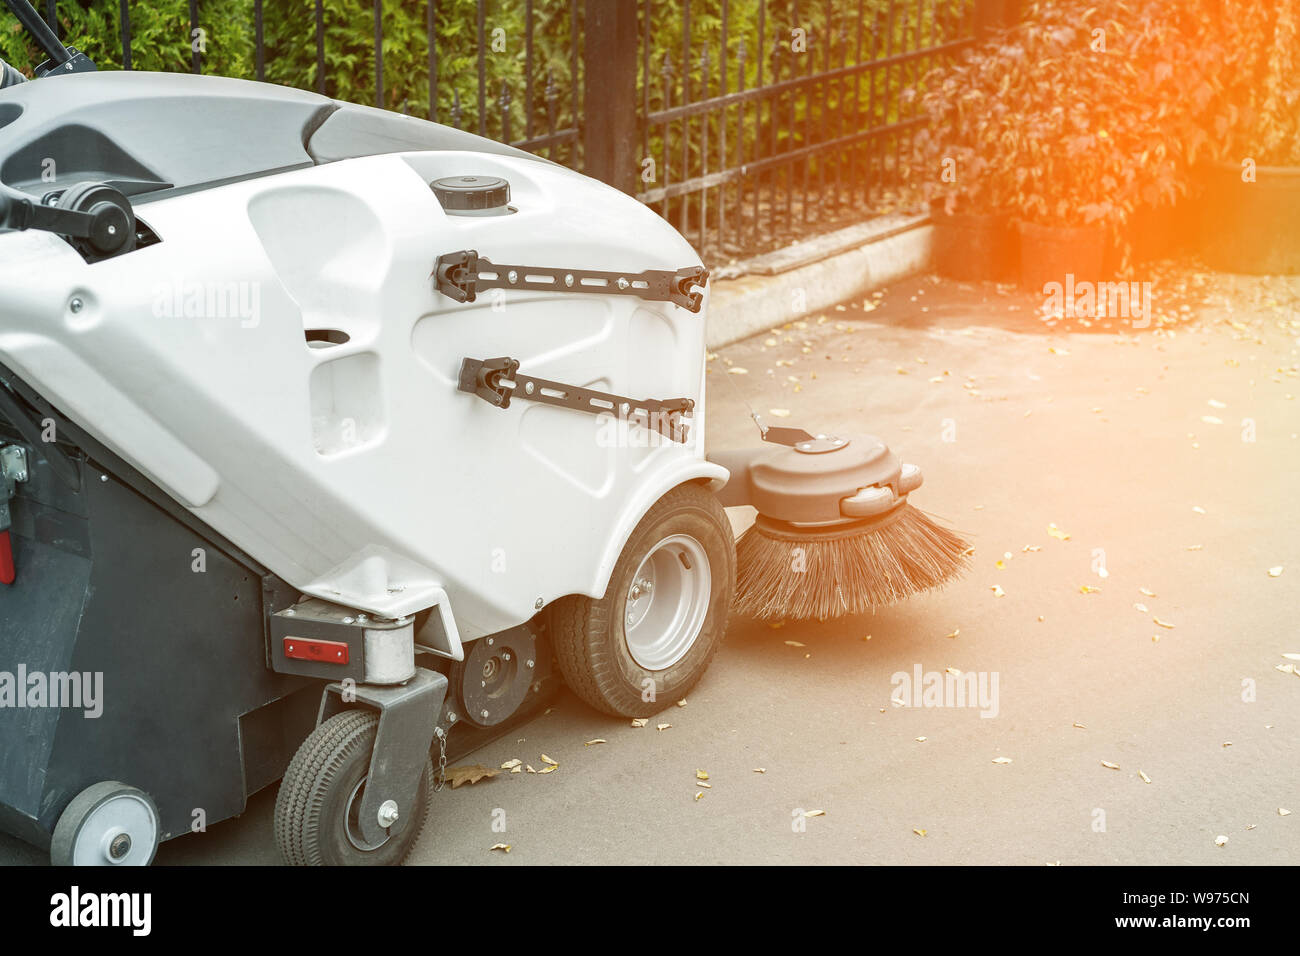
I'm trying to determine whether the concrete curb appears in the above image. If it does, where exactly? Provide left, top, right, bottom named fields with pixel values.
left=705, top=216, right=933, bottom=349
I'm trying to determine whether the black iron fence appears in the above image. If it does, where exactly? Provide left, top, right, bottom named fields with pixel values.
left=24, top=0, right=1019, bottom=262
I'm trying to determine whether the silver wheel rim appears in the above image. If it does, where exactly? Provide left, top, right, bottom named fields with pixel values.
left=72, top=793, right=158, bottom=866
left=623, top=533, right=712, bottom=671
left=344, top=777, right=392, bottom=852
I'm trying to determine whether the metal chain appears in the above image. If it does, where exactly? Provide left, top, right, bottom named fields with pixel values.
left=433, top=726, right=448, bottom=793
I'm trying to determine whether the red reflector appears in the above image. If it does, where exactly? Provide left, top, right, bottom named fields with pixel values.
left=283, top=636, right=349, bottom=665
left=0, top=530, right=13, bottom=585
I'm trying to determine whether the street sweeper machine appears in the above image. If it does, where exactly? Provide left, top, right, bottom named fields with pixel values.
left=0, top=0, right=968, bottom=866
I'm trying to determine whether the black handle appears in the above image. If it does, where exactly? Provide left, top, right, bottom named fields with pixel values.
left=2, top=1, right=72, bottom=67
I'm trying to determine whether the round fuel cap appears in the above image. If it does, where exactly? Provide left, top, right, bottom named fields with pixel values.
left=431, top=175, right=511, bottom=211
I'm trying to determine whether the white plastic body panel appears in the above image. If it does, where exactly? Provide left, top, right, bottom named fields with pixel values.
left=0, top=151, right=724, bottom=640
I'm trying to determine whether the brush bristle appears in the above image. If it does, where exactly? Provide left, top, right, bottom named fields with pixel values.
left=734, top=504, right=972, bottom=621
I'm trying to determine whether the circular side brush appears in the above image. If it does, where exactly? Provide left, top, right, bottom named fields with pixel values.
left=710, top=432, right=972, bottom=621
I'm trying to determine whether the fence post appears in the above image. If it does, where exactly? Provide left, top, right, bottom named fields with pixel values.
left=582, top=0, right=638, bottom=193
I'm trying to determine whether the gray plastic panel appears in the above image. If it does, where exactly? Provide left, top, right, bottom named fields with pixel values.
left=308, top=100, right=552, bottom=166
left=0, top=71, right=335, bottom=198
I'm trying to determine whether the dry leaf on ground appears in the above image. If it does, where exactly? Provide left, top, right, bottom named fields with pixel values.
left=444, top=765, right=499, bottom=788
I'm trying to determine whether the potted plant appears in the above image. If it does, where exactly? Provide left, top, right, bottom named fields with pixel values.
left=907, top=50, right=1019, bottom=282
left=1194, top=0, right=1300, bottom=274
left=909, top=0, right=1201, bottom=287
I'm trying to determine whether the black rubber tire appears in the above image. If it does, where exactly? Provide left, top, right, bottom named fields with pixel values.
left=550, top=482, right=735, bottom=717
left=274, top=710, right=434, bottom=866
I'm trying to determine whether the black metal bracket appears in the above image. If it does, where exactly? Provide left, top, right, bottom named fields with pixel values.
left=318, top=668, right=447, bottom=849
left=433, top=250, right=709, bottom=313
left=748, top=413, right=846, bottom=453
left=458, top=356, right=695, bottom=443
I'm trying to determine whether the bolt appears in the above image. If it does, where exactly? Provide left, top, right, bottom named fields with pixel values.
left=535, top=597, right=544, bottom=610
left=284, top=608, right=295, bottom=616
left=448, top=711, right=458, bottom=723
left=108, top=833, right=132, bottom=860
left=342, top=616, right=355, bottom=625
left=69, top=298, right=83, bottom=314
left=508, top=270, right=518, bottom=283
left=480, top=709, right=489, bottom=719
left=502, top=651, right=512, bottom=662
left=377, top=800, right=400, bottom=828
left=564, top=274, right=574, bottom=287
left=100, top=475, right=108, bottom=483
left=526, top=659, right=535, bottom=668
left=356, top=613, right=368, bottom=623
left=617, top=277, right=630, bottom=290
left=626, top=612, right=635, bottom=625
left=15, top=471, right=26, bottom=482
left=487, top=637, right=494, bottom=645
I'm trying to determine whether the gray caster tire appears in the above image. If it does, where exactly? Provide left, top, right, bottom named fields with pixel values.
left=50, top=781, right=160, bottom=866
left=551, top=482, right=735, bottom=717
left=275, top=710, right=434, bottom=866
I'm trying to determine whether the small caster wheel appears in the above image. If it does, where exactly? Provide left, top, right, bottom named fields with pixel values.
left=550, top=482, right=735, bottom=717
left=275, top=710, right=434, bottom=866
left=50, top=781, right=160, bottom=866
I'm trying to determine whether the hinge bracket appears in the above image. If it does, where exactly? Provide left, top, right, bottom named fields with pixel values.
left=458, top=356, right=694, bottom=443
left=433, top=250, right=709, bottom=313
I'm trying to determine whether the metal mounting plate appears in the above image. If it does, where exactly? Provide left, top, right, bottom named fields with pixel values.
left=434, top=250, right=709, bottom=313
left=458, top=356, right=694, bottom=443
